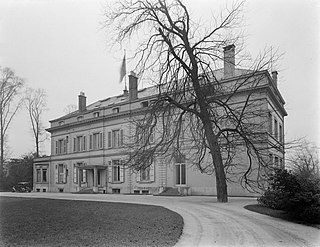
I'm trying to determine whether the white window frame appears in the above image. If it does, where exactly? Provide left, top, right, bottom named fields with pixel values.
left=175, top=163, right=186, bottom=185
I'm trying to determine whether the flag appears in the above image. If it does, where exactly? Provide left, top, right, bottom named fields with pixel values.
left=119, top=54, right=126, bottom=83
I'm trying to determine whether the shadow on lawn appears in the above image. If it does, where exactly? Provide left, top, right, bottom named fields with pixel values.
left=244, top=204, right=320, bottom=229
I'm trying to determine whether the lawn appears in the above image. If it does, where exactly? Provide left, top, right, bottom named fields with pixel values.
left=0, top=196, right=183, bottom=247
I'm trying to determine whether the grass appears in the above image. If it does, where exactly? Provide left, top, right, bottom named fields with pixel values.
left=244, top=204, right=320, bottom=229
left=0, top=196, right=183, bottom=247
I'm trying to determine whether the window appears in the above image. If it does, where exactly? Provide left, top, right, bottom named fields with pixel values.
left=90, top=132, right=103, bottom=150
left=141, top=101, right=149, bottom=108
left=274, top=119, right=278, bottom=140
left=269, top=153, right=273, bottom=165
left=36, top=169, right=41, bottom=183
left=79, top=169, right=87, bottom=183
left=136, top=126, right=154, bottom=145
left=112, top=107, right=120, bottom=113
left=36, top=165, right=48, bottom=183
left=77, top=116, right=83, bottom=121
left=42, top=169, right=47, bottom=182
left=113, top=160, right=121, bottom=182
left=55, top=139, right=67, bottom=155
left=141, top=166, right=150, bottom=181
left=56, top=164, right=67, bottom=184
left=279, top=124, right=283, bottom=143
left=280, top=158, right=284, bottom=168
left=274, top=156, right=279, bottom=167
left=268, top=112, right=272, bottom=134
left=74, top=135, right=86, bottom=152
left=176, top=163, right=186, bottom=185
left=108, top=129, right=123, bottom=148
left=108, top=160, right=124, bottom=183
left=59, top=121, right=64, bottom=126
left=93, top=112, right=100, bottom=118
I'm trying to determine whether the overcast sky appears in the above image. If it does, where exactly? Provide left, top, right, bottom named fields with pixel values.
left=0, top=0, right=319, bottom=158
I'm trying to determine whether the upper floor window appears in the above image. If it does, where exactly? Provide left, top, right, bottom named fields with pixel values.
left=274, top=119, right=278, bottom=139
left=141, top=101, right=149, bottom=108
left=112, top=107, right=120, bottom=114
left=77, top=116, right=83, bottom=122
left=74, top=135, right=86, bottom=152
left=136, top=126, right=154, bottom=145
left=89, top=132, right=103, bottom=150
left=55, top=139, right=67, bottom=155
left=108, top=129, right=123, bottom=148
left=58, top=121, right=64, bottom=126
left=279, top=124, right=283, bottom=143
left=93, top=112, right=100, bottom=118
left=268, top=112, right=272, bottom=134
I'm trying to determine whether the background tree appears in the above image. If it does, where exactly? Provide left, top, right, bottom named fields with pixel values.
left=64, top=104, right=77, bottom=115
left=0, top=66, right=24, bottom=180
left=25, top=88, right=48, bottom=157
left=3, top=153, right=34, bottom=190
left=105, top=0, right=280, bottom=202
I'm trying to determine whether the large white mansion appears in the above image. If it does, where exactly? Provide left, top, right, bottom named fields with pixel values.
left=33, top=45, right=286, bottom=196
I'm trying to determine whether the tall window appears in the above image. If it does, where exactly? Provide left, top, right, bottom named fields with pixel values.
left=108, top=129, right=123, bottom=148
left=90, top=132, right=103, bottom=150
left=268, top=112, right=272, bottom=134
left=56, top=164, right=66, bottom=184
left=136, top=126, right=154, bottom=145
left=279, top=124, right=283, bottom=143
left=176, top=163, right=186, bottom=185
left=35, top=166, right=48, bottom=183
left=274, top=119, right=278, bottom=140
left=274, top=156, right=279, bottom=167
left=74, top=135, right=86, bottom=152
left=141, top=166, right=150, bottom=181
left=108, top=160, right=124, bottom=183
left=56, top=139, right=67, bottom=155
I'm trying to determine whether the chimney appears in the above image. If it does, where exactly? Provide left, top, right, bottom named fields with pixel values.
left=223, top=44, right=235, bottom=79
left=129, top=71, right=138, bottom=101
left=78, top=92, right=86, bottom=112
left=272, top=71, right=278, bottom=87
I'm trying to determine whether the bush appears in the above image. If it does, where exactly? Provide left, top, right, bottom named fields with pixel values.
left=258, top=168, right=320, bottom=224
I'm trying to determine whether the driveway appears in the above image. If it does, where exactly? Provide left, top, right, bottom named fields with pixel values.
left=1, top=192, right=319, bottom=247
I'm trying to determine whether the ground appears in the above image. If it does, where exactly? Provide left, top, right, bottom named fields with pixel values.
left=1, top=193, right=319, bottom=247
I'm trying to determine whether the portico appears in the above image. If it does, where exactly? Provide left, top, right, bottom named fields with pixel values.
left=76, top=163, right=107, bottom=192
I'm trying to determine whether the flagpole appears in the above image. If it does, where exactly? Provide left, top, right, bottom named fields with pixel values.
left=124, top=49, right=127, bottom=91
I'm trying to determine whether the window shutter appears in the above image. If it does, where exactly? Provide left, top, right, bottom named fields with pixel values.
left=55, top=141, right=58, bottom=154
left=73, top=164, right=77, bottom=183
left=63, top=164, right=67, bottom=183
left=108, top=161, right=112, bottom=183
left=99, top=132, right=103, bottom=148
left=83, top=168, right=87, bottom=183
left=120, top=129, right=124, bottom=146
left=150, top=163, right=155, bottom=182
left=89, top=134, right=93, bottom=150
left=120, top=162, right=125, bottom=182
left=55, top=164, right=58, bottom=183
left=108, top=132, right=112, bottom=148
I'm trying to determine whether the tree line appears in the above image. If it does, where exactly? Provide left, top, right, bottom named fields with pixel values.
left=0, top=66, right=47, bottom=184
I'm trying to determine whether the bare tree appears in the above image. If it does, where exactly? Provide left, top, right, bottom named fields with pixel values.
left=64, top=104, right=77, bottom=115
left=25, top=88, right=48, bottom=157
left=287, top=141, right=319, bottom=178
left=105, top=0, right=283, bottom=202
left=0, top=67, right=24, bottom=178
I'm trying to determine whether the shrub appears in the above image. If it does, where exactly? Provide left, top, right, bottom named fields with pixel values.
left=258, top=168, right=320, bottom=224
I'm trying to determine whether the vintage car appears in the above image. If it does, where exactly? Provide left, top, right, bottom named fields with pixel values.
left=12, top=182, right=32, bottom=193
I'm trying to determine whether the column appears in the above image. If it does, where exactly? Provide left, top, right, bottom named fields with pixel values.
left=93, top=167, right=98, bottom=192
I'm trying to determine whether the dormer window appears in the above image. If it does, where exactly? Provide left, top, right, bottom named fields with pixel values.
left=77, top=116, right=83, bottom=122
left=58, top=121, right=64, bottom=126
left=141, top=101, right=149, bottom=108
left=93, top=112, right=100, bottom=118
left=112, top=107, right=120, bottom=113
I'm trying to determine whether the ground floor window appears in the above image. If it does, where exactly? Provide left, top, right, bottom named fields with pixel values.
left=176, top=163, right=186, bottom=185
left=108, top=160, right=124, bottom=183
left=141, top=166, right=150, bottom=181
left=35, top=165, right=48, bottom=183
